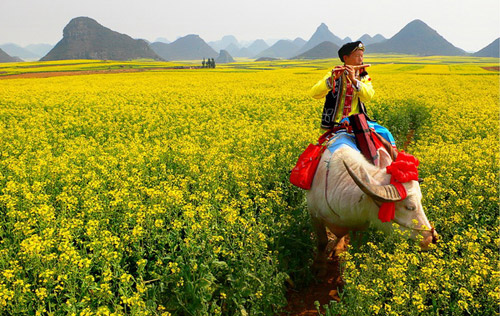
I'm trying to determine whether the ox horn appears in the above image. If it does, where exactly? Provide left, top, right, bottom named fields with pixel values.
left=343, top=161, right=402, bottom=203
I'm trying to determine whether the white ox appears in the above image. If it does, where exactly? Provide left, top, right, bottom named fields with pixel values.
left=306, top=144, right=438, bottom=271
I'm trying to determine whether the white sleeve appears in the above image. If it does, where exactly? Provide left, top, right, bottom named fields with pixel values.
left=354, top=79, right=361, bottom=91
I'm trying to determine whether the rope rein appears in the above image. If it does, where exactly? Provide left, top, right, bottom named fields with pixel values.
left=324, top=152, right=341, bottom=219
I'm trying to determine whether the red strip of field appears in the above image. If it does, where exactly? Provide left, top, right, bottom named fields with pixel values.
left=481, top=66, right=499, bottom=71
left=0, top=66, right=199, bottom=79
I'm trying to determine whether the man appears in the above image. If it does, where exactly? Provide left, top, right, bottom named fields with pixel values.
left=310, top=41, right=396, bottom=147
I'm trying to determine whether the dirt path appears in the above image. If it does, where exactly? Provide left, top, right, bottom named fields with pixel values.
left=481, top=66, right=499, bottom=72
left=282, top=259, right=342, bottom=315
left=281, top=235, right=346, bottom=316
left=402, top=129, right=415, bottom=151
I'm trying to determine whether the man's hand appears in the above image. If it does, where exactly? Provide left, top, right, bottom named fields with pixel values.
left=332, top=66, right=344, bottom=80
left=344, top=65, right=358, bottom=83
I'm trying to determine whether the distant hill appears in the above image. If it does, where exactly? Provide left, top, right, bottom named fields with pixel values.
left=295, top=23, right=343, bottom=55
left=367, top=19, right=466, bottom=56
left=151, top=34, right=218, bottom=60
left=342, top=37, right=352, bottom=44
left=233, top=47, right=252, bottom=58
left=215, top=50, right=235, bottom=63
left=372, top=34, right=386, bottom=43
left=208, top=35, right=239, bottom=52
left=227, top=44, right=263, bottom=58
left=154, top=37, right=170, bottom=44
left=357, top=34, right=386, bottom=45
left=0, top=48, right=20, bottom=62
left=254, top=40, right=300, bottom=59
left=224, top=43, right=240, bottom=57
left=292, top=41, right=340, bottom=59
left=473, top=38, right=499, bottom=57
left=41, top=17, right=162, bottom=61
left=0, top=43, right=38, bottom=60
left=293, top=37, right=307, bottom=48
left=246, top=39, right=269, bottom=56
left=25, top=44, right=54, bottom=58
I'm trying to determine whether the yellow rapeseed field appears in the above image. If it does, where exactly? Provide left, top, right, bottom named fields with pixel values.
left=0, top=57, right=498, bottom=315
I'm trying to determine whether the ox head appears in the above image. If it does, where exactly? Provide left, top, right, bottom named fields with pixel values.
left=343, top=160, right=438, bottom=250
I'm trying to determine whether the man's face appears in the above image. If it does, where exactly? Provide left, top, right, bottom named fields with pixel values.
left=343, top=50, right=364, bottom=66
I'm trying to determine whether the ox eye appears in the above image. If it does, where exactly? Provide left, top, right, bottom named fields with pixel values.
left=405, top=205, right=416, bottom=211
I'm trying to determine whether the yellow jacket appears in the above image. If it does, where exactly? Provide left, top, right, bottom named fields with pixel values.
left=310, top=69, right=375, bottom=128
left=311, top=70, right=375, bottom=100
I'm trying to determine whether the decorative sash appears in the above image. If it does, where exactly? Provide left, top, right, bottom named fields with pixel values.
left=321, top=72, right=360, bottom=129
left=342, top=77, right=354, bottom=119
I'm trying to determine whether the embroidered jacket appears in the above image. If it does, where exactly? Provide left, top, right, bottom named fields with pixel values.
left=310, top=69, right=375, bottom=129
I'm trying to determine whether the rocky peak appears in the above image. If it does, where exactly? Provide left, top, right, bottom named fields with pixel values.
left=63, top=17, right=102, bottom=39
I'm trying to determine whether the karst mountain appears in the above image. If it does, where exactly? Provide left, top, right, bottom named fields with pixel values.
left=151, top=35, right=218, bottom=60
left=473, top=38, right=499, bottom=57
left=41, top=17, right=163, bottom=61
left=366, top=19, right=466, bottom=56
left=0, top=48, right=22, bottom=62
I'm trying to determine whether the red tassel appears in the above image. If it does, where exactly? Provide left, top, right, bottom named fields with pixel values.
left=378, top=202, right=395, bottom=222
left=378, top=152, right=419, bottom=223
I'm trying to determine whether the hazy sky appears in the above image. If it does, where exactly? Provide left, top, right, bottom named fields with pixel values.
left=1, top=0, right=499, bottom=52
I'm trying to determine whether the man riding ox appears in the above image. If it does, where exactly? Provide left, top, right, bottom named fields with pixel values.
left=305, top=42, right=438, bottom=274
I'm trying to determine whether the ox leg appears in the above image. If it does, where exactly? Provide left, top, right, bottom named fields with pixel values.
left=323, top=224, right=351, bottom=257
left=311, top=215, right=329, bottom=277
left=332, top=235, right=348, bottom=257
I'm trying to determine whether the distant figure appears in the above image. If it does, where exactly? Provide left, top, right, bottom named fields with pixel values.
left=202, top=58, right=206, bottom=68
left=206, top=58, right=214, bottom=68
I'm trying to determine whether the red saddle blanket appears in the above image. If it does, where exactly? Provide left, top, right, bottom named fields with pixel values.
left=289, top=129, right=334, bottom=190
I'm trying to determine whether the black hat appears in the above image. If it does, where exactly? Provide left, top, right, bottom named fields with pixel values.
left=338, top=41, right=365, bottom=62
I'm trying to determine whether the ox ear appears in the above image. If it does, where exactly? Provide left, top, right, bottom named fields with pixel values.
left=343, top=160, right=402, bottom=203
